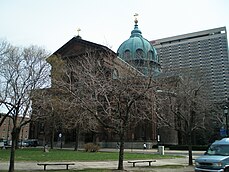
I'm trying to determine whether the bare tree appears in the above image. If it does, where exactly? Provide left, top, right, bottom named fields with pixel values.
left=156, top=74, right=212, bottom=165
left=0, top=40, right=14, bottom=126
left=50, top=51, right=157, bottom=170
left=33, top=86, right=99, bottom=151
left=206, top=101, right=229, bottom=142
left=0, top=40, right=50, bottom=172
left=32, top=88, right=62, bottom=150
left=32, top=55, right=100, bottom=151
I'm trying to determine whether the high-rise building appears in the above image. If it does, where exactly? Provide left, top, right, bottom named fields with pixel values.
left=151, top=27, right=229, bottom=102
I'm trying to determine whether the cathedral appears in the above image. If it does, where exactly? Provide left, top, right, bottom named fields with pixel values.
left=31, top=17, right=178, bottom=148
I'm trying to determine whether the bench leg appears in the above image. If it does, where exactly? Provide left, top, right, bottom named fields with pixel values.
left=149, top=162, right=151, bottom=166
left=133, top=162, right=135, bottom=167
left=44, top=165, right=47, bottom=170
left=66, top=164, right=69, bottom=170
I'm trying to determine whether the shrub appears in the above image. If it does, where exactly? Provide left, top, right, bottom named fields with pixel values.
left=84, top=143, right=100, bottom=152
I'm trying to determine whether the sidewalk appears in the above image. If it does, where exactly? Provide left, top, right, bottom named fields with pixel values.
left=0, top=159, right=194, bottom=171
left=100, top=147, right=205, bottom=156
left=1, top=148, right=202, bottom=171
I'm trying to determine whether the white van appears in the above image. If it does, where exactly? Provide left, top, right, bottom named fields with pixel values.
left=195, top=138, right=229, bottom=172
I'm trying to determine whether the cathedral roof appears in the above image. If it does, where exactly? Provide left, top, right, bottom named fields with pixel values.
left=53, top=36, right=114, bottom=58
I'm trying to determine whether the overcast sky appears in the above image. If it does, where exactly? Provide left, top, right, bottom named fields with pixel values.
left=0, top=0, right=229, bottom=53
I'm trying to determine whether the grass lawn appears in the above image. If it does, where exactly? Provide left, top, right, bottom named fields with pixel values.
left=0, top=148, right=185, bottom=172
left=0, top=148, right=181, bottom=162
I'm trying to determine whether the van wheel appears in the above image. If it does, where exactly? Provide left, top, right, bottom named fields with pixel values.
left=224, top=167, right=229, bottom=172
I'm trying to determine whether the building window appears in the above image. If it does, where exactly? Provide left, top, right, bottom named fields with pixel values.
left=124, top=50, right=131, bottom=60
left=136, top=49, right=144, bottom=59
left=148, top=50, right=154, bottom=60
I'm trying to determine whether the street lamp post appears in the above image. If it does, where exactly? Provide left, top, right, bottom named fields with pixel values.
left=59, top=133, right=62, bottom=149
left=224, top=106, right=228, bottom=137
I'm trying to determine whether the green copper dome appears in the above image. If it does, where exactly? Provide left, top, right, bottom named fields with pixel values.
left=117, top=19, right=160, bottom=75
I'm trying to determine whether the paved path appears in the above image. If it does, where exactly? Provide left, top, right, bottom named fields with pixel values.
left=0, top=159, right=194, bottom=171
left=1, top=149, right=201, bottom=171
left=0, top=158, right=194, bottom=171
left=100, top=148, right=204, bottom=156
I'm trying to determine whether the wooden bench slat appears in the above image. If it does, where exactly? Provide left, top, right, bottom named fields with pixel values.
left=37, top=162, right=75, bottom=170
left=128, top=160, right=156, bottom=167
left=128, top=160, right=156, bottom=163
left=37, top=163, right=75, bottom=165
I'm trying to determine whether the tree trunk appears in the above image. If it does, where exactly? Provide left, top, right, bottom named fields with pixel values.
left=74, top=126, right=80, bottom=151
left=43, top=131, right=46, bottom=152
left=50, top=127, right=54, bottom=149
left=9, top=127, right=18, bottom=172
left=188, top=144, right=193, bottom=165
left=188, top=134, right=193, bottom=166
left=15, top=129, right=20, bottom=149
left=50, top=114, right=55, bottom=149
left=118, top=132, right=125, bottom=170
left=9, top=140, right=15, bottom=172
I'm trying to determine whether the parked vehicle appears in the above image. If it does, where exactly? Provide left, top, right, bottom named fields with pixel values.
left=195, top=138, right=229, bottom=172
left=0, top=139, right=11, bottom=148
left=25, top=139, right=39, bottom=147
left=0, top=138, right=5, bottom=147
left=0, top=141, right=4, bottom=148
left=18, top=140, right=29, bottom=147
left=3, top=140, right=8, bottom=146
left=17, top=139, right=39, bottom=147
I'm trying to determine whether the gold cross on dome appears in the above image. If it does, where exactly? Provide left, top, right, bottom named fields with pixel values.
left=134, top=13, right=139, bottom=24
left=77, top=28, right=81, bottom=36
left=134, top=13, right=139, bottom=18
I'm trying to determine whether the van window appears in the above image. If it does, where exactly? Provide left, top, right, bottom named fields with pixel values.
left=206, top=145, right=229, bottom=156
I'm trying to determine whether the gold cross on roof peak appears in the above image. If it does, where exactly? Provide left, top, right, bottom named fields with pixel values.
left=134, top=13, right=139, bottom=24
left=77, top=28, right=81, bottom=36
left=134, top=13, right=139, bottom=17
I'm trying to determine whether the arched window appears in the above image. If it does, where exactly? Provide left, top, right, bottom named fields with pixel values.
left=124, top=50, right=131, bottom=60
left=148, top=50, right=154, bottom=60
left=136, top=49, right=144, bottom=59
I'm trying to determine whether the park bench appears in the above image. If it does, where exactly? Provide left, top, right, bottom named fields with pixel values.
left=37, top=162, right=75, bottom=170
left=128, top=160, right=156, bottom=167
